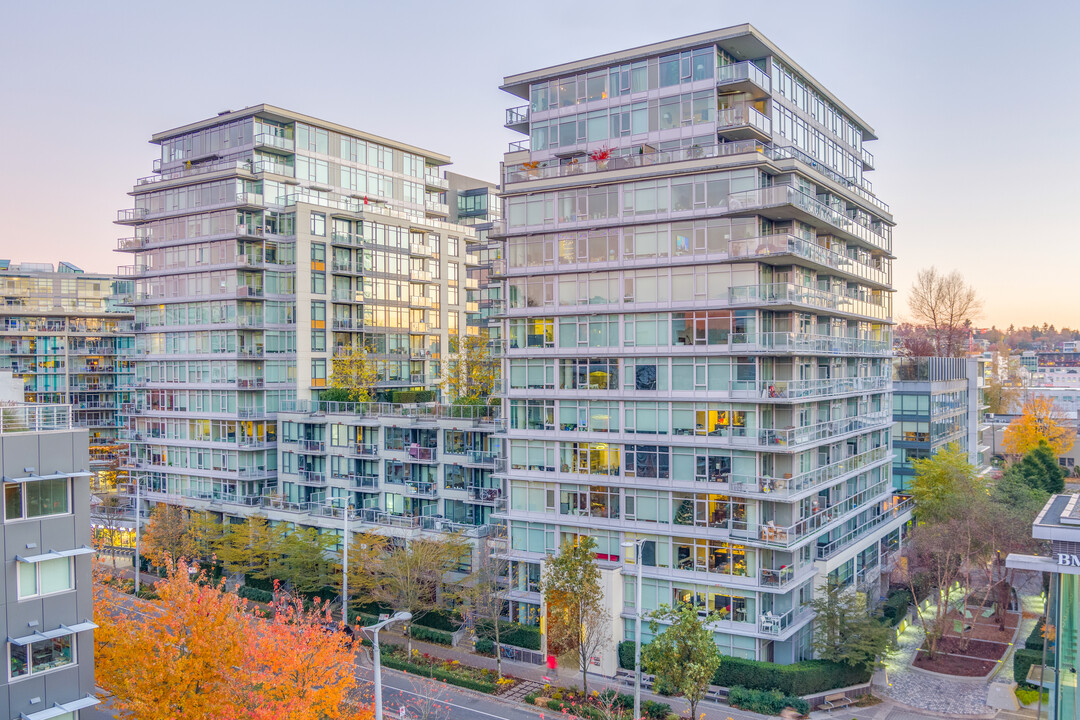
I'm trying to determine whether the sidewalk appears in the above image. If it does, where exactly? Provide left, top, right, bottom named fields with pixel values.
left=373, top=631, right=905, bottom=720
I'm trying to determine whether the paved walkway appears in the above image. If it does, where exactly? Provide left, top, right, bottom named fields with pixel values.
left=873, top=573, right=1045, bottom=717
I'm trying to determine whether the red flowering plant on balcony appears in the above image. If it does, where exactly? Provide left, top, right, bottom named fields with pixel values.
left=588, top=146, right=612, bottom=164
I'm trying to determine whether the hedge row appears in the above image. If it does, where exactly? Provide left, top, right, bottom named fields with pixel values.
left=728, top=686, right=810, bottom=716
left=353, top=604, right=462, bottom=632
left=1014, top=648, right=1043, bottom=688
left=379, top=654, right=497, bottom=693
left=617, top=642, right=870, bottom=696
left=474, top=638, right=495, bottom=656
left=238, top=585, right=274, bottom=603
left=390, top=390, right=436, bottom=403
left=407, top=625, right=454, bottom=646
left=474, top=620, right=542, bottom=650
left=880, top=589, right=913, bottom=627
left=1025, top=618, right=1045, bottom=651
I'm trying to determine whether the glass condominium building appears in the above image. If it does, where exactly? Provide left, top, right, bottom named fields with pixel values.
left=496, top=24, right=910, bottom=663
left=0, top=262, right=134, bottom=480
left=117, top=105, right=479, bottom=512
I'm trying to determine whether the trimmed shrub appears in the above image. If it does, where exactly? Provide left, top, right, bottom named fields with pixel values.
left=407, top=625, right=453, bottom=646
left=391, top=390, right=435, bottom=404
left=523, top=692, right=538, bottom=705
left=244, top=574, right=275, bottom=592
left=474, top=620, right=541, bottom=650
left=474, top=638, right=495, bottom=656
left=728, top=686, right=810, bottom=716
left=1025, top=618, right=1045, bottom=651
left=379, top=655, right=497, bottom=693
left=348, top=609, right=378, bottom=627
left=641, top=700, right=671, bottom=720
left=880, top=589, right=912, bottom=626
left=237, top=585, right=274, bottom=603
left=415, top=609, right=462, bottom=632
left=1014, top=648, right=1043, bottom=688
left=618, top=642, right=869, bottom=696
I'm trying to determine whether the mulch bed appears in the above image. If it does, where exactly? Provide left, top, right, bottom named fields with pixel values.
left=913, top=651, right=996, bottom=677
left=911, top=606, right=1020, bottom=677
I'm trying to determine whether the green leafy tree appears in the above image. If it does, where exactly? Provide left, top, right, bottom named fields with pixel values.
left=810, top=580, right=894, bottom=670
left=1005, top=440, right=1067, bottom=494
left=275, top=526, right=336, bottom=594
left=215, top=515, right=284, bottom=580
left=910, top=443, right=983, bottom=523
left=642, top=603, right=723, bottom=720
left=541, top=535, right=606, bottom=693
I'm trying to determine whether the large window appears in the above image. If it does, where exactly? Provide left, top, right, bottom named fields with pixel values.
left=18, top=557, right=73, bottom=599
left=5, top=478, right=69, bottom=521
left=9, top=635, right=74, bottom=679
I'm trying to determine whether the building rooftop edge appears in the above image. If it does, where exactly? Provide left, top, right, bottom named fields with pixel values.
left=149, top=104, right=454, bottom=165
left=500, top=23, right=877, bottom=139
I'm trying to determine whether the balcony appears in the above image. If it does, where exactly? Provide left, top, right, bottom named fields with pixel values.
left=406, top=445, right=436, bottom=462
left=236, top=286, right=264, bottom=298
left=729, top=281, right=889, bottom=322
left=729, top=445, right=890, bottom=498
left=861, top=147, right=875, bottom=170
left=754, top=411, right=891, bottom=450
left=237, top=409, right=266, bottom=419
left=464, top=301, right=479, bottom=313
left=237, top=378, right=265, bottom=389
left=505, top=105, right=530, bottom=131
left=733, top=481, right=892, bottom=548
left=116, top=208, right=148, bottom=224
left=412, top=270, right=433, bottom=282
left=464, top=278, right=478, bottom=290
left=758, top=606, right=811, bottom=637
left=729, top=234, right=890, bottom=287
left=297, top=469, right=327, bottom=485
left=410, top=322, right=428, bottom=334
left=716, top=102, right=772, bottom=141
left=464, top=253, right=480, bottom=266
left=331, top=289, right=365, bottom=303
left=409, top=242, right=433, bottom=257
left=237, top=347, right=264, bottom=359
left=409, top=295, right=432, bottom=308
left=467, top=486, right=503, bottom=504
left=816, top=495, right=915, bottom=559
left=424, top=173, right=449, bottom=191
left=341, top=473, right=378, bottom=490
left=298, top=439, right=326, bottom=453
left=350, top=442, right=379, bottom=457
left=759, top=566, right=797, bottom=588
left=331, top=231, right=359, bottom=246
left=332, top=319, right=361, bottom=331
left=425, top=201, right=449, bottom=216
left=716, top=60, right=771, bottom=97
left=331, top=261, right=353, bottom=273
left=254, top=133, right=295, bottom=153
left=403, top=481, right=437, bottom=498
left=729, top=375, right=891, bottom=402
left=465, top=450, right=498, bottom=467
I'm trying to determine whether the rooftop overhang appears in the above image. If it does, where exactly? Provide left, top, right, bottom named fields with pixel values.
left=500, top=23, right=877, bottom=140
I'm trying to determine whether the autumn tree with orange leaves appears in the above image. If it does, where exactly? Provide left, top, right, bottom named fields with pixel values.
left=1003, top=395, right=1077, bottom=456
left=94, top=559, right=372, bottom=720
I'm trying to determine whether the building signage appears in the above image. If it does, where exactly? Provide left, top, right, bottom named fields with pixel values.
left=1057, top=553, right=1080, bottom=566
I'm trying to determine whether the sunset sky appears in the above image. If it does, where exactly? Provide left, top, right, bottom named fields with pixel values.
left=1, top=0, right=1076, bottom=328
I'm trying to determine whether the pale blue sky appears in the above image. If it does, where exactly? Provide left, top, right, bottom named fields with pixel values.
left=1, top=0, right=1076, bottom=327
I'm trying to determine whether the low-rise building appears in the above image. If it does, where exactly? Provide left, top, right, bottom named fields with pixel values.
left=1006, top=494, right=1080, bottom=719
left=0, top=403, right=99, bottom=719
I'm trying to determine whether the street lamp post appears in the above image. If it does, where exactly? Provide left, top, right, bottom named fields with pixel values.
left=364, top=611, right=412, bottom=720
left=342, top=502, right=353, bottom=626
left=621, top=539, right=645, bottom=720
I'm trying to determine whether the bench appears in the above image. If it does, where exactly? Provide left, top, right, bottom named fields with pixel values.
left=816, top=692, right=855, bottom=712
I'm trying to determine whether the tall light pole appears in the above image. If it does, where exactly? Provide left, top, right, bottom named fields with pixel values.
left=364, top=611, right=412, bottom=720
left=621, top=539, right=645, bottom=720
left=342, top=502, right=353, bottom=626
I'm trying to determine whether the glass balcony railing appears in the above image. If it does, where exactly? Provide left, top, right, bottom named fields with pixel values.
left=816, top=495, right=915, bottom=559
left=716, top=103, right=771, bottom=135
left=732, top=479, right=892, bottom=546
left=728, top=234, right=890, bottom=287
left=728, top=445, right=891, bottom=498
left=716, top=61, right=771, bottom=94
left=758, top=605, right=811, bottom=636
left=729, top=281, right=890, bottom=321
left=253, top=133, right=295, bottom=152
left=728, top=375, right=891, bottom=401
left=505, top=105, right=529, bottom=127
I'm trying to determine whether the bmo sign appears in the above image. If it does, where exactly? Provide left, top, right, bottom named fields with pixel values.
left=1057, top=553, right=1080, bottom=567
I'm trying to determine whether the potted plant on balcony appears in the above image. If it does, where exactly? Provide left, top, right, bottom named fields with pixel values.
left=588, top=146, right=612, bottom=170
left=522, top=161, right=540, bottom=179
left=565, top=157, right=582, bottom=175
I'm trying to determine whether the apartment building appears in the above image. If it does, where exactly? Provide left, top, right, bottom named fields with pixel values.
left=892, top=356, right=989, bottom=488
left=496, top=24, right=909, bottom=666
left=0, top=262, right=134, bottom=478
left=275, top=400, right=501, bottom=540
left=446, top=172, right=503, bottom=338
left=0, top=403, right=98, bottom=719
left=115, top=105, right=483, bottom=531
